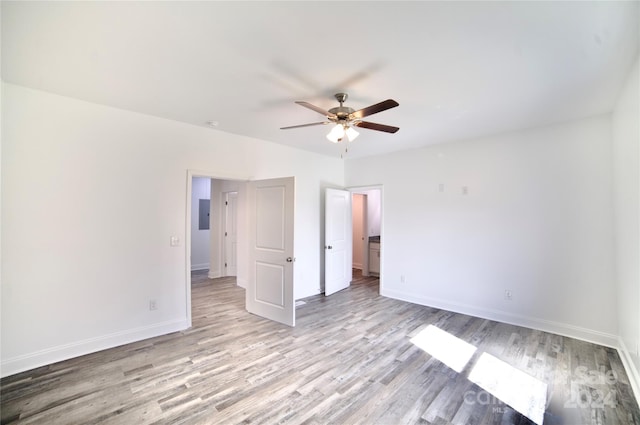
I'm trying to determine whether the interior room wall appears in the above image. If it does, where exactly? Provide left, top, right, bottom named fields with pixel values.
left=208, top=179, right=223, bottom=278
left=612, top=58, right=640, bottom=396
left=350, top=188, right=381, bottom=236
left=352, top=194, right=365, bottom=269
left=365, top=189, right=381, bottom=236
left=1, top=83, right=344, bottom=377
left=346, top=115, right=617, bottom=346
left=190, top=177, right=210, bottom=271
left=233, top=182, right=249, bottom=288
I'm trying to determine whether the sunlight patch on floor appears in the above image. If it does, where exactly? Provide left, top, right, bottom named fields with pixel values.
left=468, top=352, right=547, bottom=425
left=410, top=325, right=477, bottom=373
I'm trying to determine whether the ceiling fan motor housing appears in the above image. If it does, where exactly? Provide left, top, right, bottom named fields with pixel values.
left=330, top=93, right=354, bottom=122
left=328, top=106, right=355, bottom=122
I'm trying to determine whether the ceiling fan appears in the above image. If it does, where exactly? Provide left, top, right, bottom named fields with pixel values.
left=281, top=93, right=399, bottom=143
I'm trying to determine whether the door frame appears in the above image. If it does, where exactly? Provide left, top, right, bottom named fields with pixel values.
left=185, top=170, right=249, bottom=328
left=223, top=191, right=239, bottom=277
left=348, top=185, right=384, bottom=293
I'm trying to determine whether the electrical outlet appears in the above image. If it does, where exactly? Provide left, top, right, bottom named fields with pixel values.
left=504, top=290, right=513, bottom=301
left=149, top=300, right=157, bottom=311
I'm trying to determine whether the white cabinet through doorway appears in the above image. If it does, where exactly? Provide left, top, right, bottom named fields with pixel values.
left=369, top=242, right=380, bottom=275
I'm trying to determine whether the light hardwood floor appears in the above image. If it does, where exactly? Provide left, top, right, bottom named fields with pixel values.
left=2, top=271, right=639, bottom=424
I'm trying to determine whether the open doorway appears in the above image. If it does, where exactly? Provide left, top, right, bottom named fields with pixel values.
left=189, top=177, right=241, bottom=281
left=186, top=171, right=296, bottom=328
left=190, top=177, right=211, bottom=273
left=350, top=187, right=382, bottom=287
left=323, top=186, right=383, bottom=298
left=208, top=180, right=242, bottom=281
left=186, top=172, right=246, bottom=328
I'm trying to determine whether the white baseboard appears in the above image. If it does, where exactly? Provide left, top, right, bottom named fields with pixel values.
left=381, top=288, right=619, bottom=348
left=191, top=262, right=210, bottom=271
left=353, top=262, right=363, bottom=270
left=236, top=277, right=247, bottom=288
left=295, top=287, right=322, bottom=300
left=618, top=338, right=640, bottom=404
left=1, top=318, right=189, bottom=378
left=207, top=270, right=222, bottom=279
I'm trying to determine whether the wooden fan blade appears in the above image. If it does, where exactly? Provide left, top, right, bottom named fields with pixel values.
left=295, top=101, right=337, bottom=119
left=280, top=122, right=330, bottom=130
left=350, top=99, right=399, bottom=119
left=354, top=121, right=400, bottom=133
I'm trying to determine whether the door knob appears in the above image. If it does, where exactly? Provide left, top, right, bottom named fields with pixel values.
left=286, top=257, right=293, bottom=262
left=327, top=245, right=333, bottom=250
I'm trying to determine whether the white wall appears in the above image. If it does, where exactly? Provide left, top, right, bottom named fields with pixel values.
left=612, top=58, right=640, bottom=397
left=190, top=177, right=210, bottom=270
left=365, top=189, right=381, bottom=237
left=346, top=115, right=617, bottom=346
left=350, top=188, right=381, bottom=236
left=1, top=83, right=344, bottom=376
left=352, top=194, right=365, bottom=269
left=208, top=179, right=223, bottom=278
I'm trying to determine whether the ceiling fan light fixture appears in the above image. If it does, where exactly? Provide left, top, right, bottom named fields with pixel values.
left=326, top=123, right=345, bottom=143
left=345, top=126, right=359, bottom=142
left=326, top=133, right=340, bottom=143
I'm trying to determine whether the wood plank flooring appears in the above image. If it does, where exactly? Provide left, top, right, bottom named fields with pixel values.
left=2, top=271, right=639, bottom=424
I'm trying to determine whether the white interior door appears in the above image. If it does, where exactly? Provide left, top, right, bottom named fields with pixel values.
left=325, top=188, right=352, bottom=296
left=224, top=191, right=238, bottom=276
left=247, top=177, right=295, bottom=326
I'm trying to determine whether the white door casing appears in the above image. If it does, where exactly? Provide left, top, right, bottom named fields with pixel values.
left=247, top=177, right=295, bottom=326
left=325, top=188, right=352, bottom=296
left=224, top=191, right=238, bottom=276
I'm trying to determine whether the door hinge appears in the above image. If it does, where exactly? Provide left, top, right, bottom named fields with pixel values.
left=225, top=201, right=228, bottom=206
left=225, top=262, right=227, bottom=267
left=225, top=232, right=228, bottom=236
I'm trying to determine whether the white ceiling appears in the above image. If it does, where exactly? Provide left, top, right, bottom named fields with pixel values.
left=2, top=1, right=638, bottom=158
